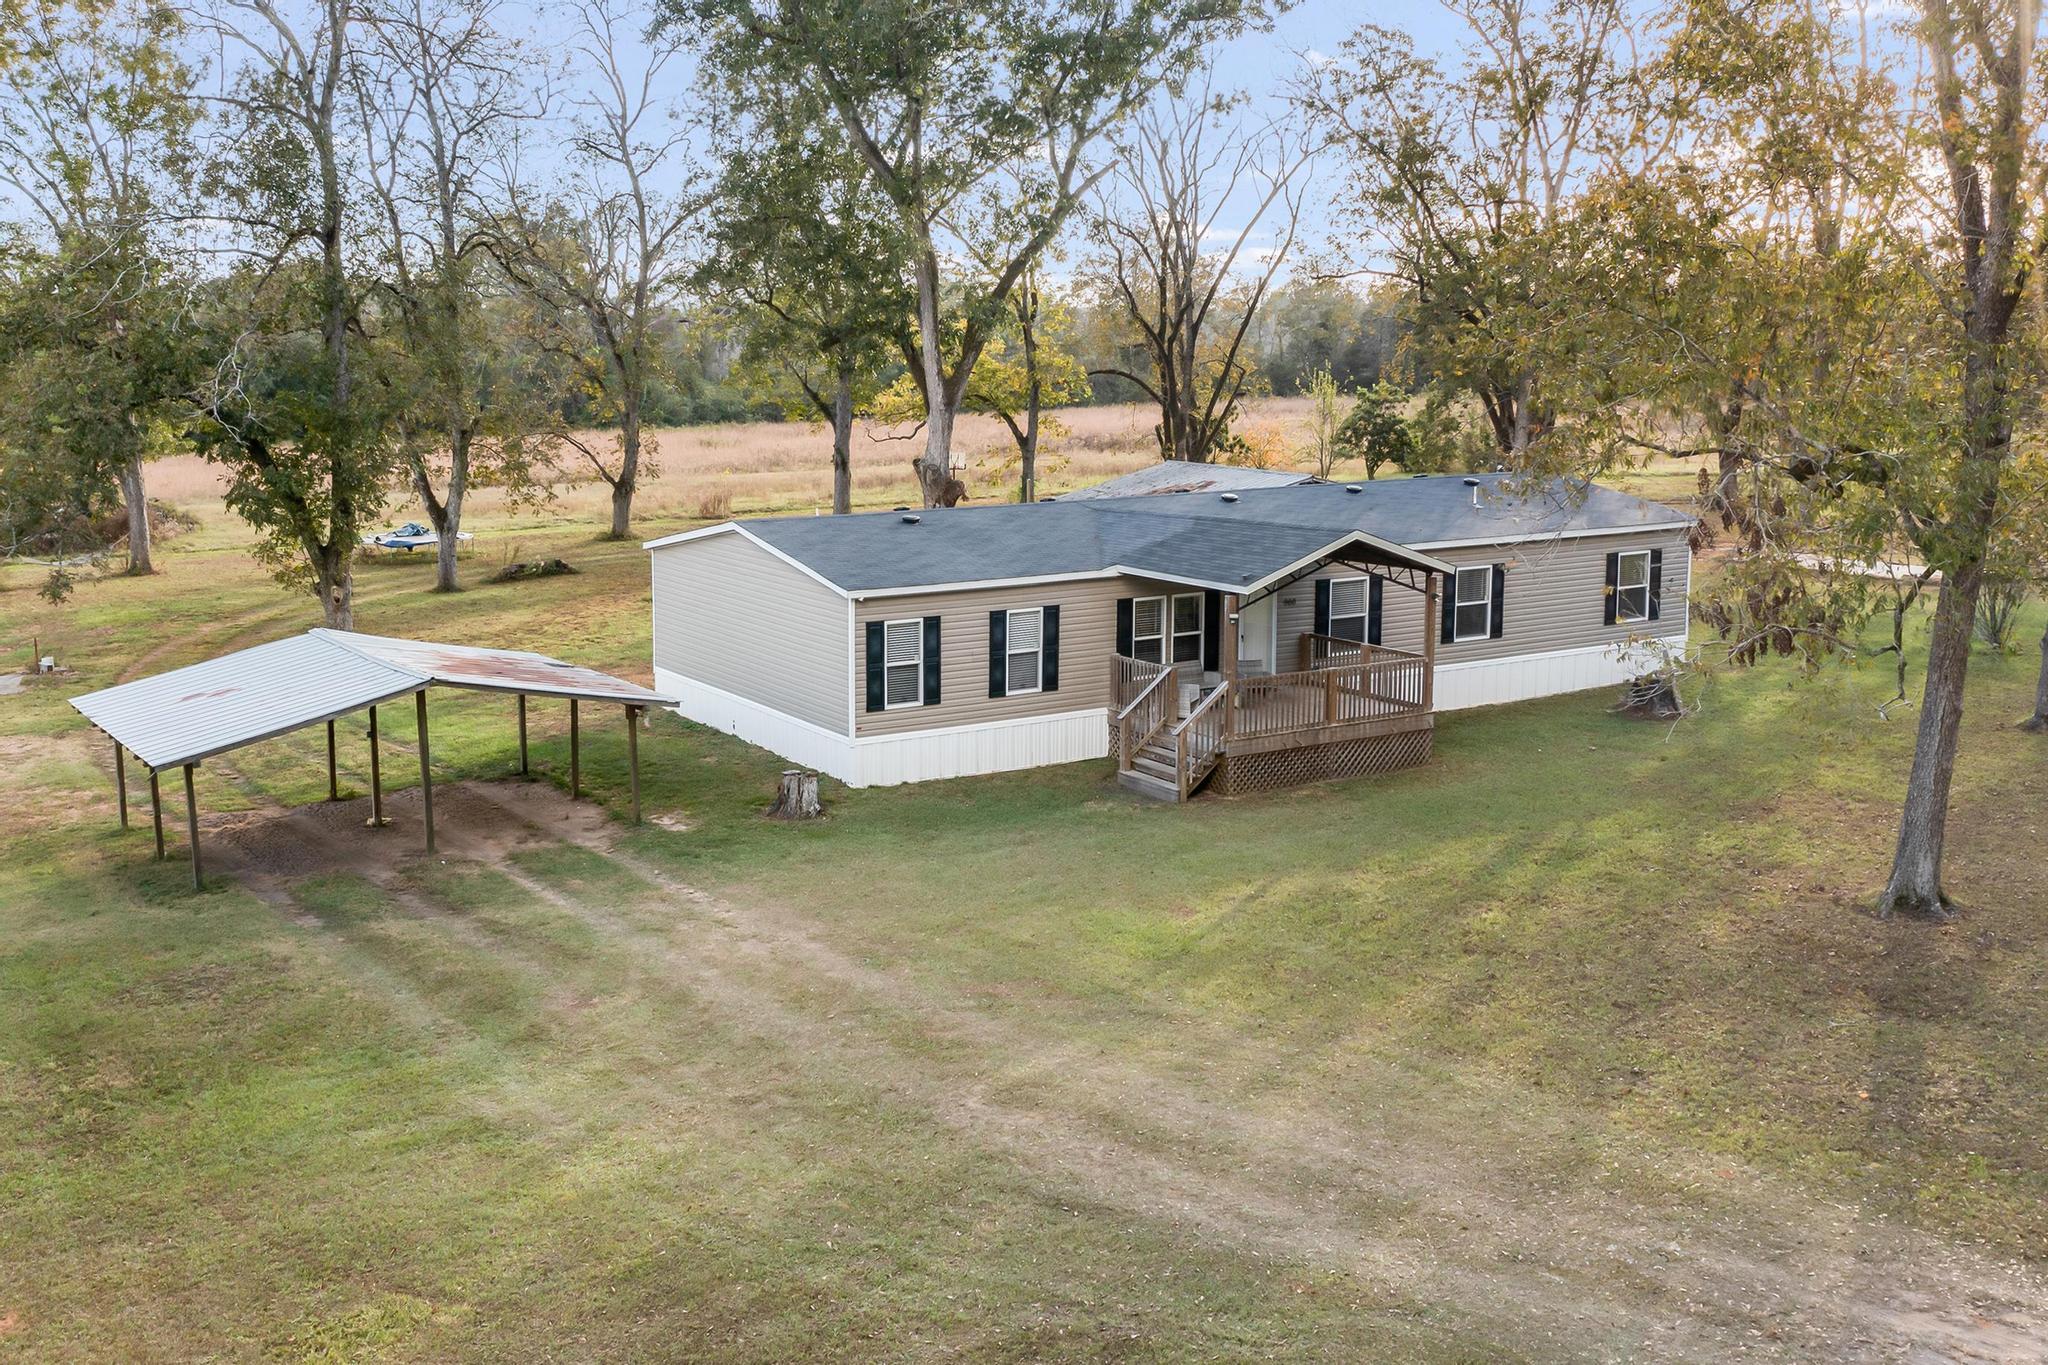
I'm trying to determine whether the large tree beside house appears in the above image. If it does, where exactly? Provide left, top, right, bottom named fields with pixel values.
left=1295, top=0, right=1657, bottom=461
left=1490, top=0, right=2048, bottom=919
left=665, top=0, right=1283, bottom=508
left=190, top=0, right=397, bottom=630
left=696, top=79, right=909, bottom=515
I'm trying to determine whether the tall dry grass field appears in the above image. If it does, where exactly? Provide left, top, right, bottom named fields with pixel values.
left=142, top=398, right=1327, bottom=530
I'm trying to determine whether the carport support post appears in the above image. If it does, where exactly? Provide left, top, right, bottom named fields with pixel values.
left=517, top=694, right=529, bottom=776
left=114, top=742, right=128, bottom=829
left=625, top=705, right=641, bottom=823
left=183, top=763, right=201, bottom=891
left=416, top=689, right=435, bottom=856
left=149, top=770, right=164, bottom=859
left=367, top=705, right=387, bottom=828
left=326, top=719, right=339, bottom=800
left=569, top=698, right=580, bottom=799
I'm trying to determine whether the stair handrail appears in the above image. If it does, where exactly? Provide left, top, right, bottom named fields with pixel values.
left=1169, top=680, right=1230, bottom=799
left=1115, top=667, right=1176, bottom=770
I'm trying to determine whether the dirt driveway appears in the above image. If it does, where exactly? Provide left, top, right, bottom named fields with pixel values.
left=202, top=778, right=2048, bottom=1364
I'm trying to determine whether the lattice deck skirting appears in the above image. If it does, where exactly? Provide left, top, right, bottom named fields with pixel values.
left=1210, top=726, right=1434, bottom=796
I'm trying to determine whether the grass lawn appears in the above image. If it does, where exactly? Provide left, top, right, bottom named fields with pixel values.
left=3, top=484, right=2046, bottom=1361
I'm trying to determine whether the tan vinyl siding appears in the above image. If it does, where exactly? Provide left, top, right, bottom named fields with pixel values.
left=853, top=576, right=1192, bottom=737
left=1275, top=529, right=1692, bottom=665
left=651, top=530, right=850, bottom=734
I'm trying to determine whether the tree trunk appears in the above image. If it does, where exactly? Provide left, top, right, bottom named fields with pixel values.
left=1877, top=560, right=1985, bottom=919
left=434, top=426, right=469, bottom=593
left=609, top=405, right=641, bottom=540
left=1020, top=310, right=1041, bottom=502
left=913, top=248, right=955, bottom=506
left=315, top=551, right=355, bottom=630
left=2023, top=620, right=2048, bottom=733
left=917, top=402, right=955, bottom=506
left=831, top=364, right=854, bottom=516
left=118, top=455, right=152, bottom=575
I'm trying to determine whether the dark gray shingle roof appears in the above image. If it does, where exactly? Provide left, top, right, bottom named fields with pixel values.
left=653, top=473, right=1689, bottom=594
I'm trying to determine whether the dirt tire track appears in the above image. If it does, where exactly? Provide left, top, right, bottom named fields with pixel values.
left=449, top=783, right=2048, bottom=1364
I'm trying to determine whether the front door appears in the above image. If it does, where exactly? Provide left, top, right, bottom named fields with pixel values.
left=1236, top=593, right=1276, bottom=675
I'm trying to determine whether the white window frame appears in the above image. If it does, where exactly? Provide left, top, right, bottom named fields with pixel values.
left=882, top=617, right=924, bottom=709
left=1005, top=607, right=1044, bottom=696
left=1131, top=595, right=1166, bottom=664
left=1170, top=592, right=1205, bottom=665
left=1326, top=575, right=1370, bottom=644
left=1452, top=566, right=1492, bottom=643
left=1614, top=549, right=1652, bottom=624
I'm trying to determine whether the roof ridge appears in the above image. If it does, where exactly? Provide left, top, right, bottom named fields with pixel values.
left=305, top=628, right=435, bottom=687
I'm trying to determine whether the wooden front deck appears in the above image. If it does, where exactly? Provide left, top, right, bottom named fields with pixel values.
left=1112, top=638, right=1435, bottom=801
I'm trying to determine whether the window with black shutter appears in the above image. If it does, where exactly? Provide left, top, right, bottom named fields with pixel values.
left=882, top=619, right=924, bottom=708
left=1004, top=607, right=1044, bottom=695
left=1326, top=576, right=1370, bottom=643
left=1452, top=566, right=1492, bottom=641
left=1614, top=550, right=1652, bottom=623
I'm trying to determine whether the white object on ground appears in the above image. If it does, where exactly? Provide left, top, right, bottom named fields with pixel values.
left=1789, top=553, right=1938, bottom=583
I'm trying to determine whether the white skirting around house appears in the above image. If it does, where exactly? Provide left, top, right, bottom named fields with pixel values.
left=655, top=667, right=1110, bottom=788
left=1431, top=634, right=1690, bottom=712
left=659, top=666, right=859, bottom=780
left=661, top=640, right=1681, bottom=788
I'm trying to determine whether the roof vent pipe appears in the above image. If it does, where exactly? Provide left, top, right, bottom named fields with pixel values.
left=901, top=514, right=921, bottom=524
left=1345, top=484, right=1362, bottom=493
left=1219, top=492, right=1239, bottom=503
left=1462, top=476, right=1482, bottom=507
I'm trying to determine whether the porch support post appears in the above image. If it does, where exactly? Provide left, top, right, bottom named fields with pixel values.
left=517, top=694, right=529, bottom=776
left=416, top=690, right=435, bottom=856
left=326, top=719, right=339, bottom=800
left=114, top=741, right=128, bottom=829
left=1222, top=593, right=1240, bottom=737
left=626, top=705, right=641, bottom=824
left=367, top=705, right=388, bottom=828
left=1422, top=572, right=1439, bottom=712
left=183, top=762, right=201, bottom=891
left=150, top=769, right=165, bottom=859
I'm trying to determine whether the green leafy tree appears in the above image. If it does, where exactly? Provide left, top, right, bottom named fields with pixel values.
left=668, top=0, right=1281, bottom=506
left=870, top=269, right=1092, bottom=502
left=192, top=0, right=397, bottom=628
left=0, top=0, right=198, bottom=579
left=353, top=0, right=551, bottom=590
left=1514, top=0, right=2048, bottom=918
left=1296, top=0, right=1655, bottom=461
left=696, top=80, right=909, bottom=514
left=1332, top=380, right=1415, bottom=479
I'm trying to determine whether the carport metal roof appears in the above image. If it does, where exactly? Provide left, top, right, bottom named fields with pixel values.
left=72, top=628, right=669, bottom=773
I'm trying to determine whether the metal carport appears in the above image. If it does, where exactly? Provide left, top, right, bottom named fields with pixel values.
left=71, top=629, right=672, bottom=889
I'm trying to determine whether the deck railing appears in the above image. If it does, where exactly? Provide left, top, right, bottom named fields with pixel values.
left=1236, top=652, right=1428, bottom=740
left=1297, top=632, right=1426, bottom=673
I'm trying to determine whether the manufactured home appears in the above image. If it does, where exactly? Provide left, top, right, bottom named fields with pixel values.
left=646, top=474, right=1693, bottom=800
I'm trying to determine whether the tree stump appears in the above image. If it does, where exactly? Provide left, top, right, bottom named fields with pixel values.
left=767, top=769, right=822, bottom=820
left=1615, top=671, right=1686, bottom=720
